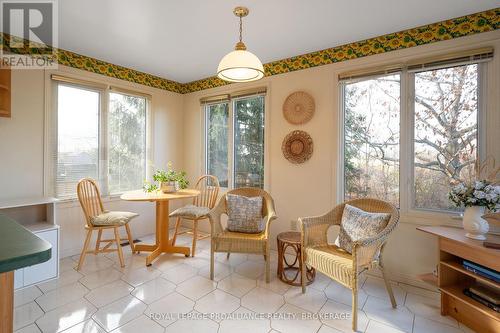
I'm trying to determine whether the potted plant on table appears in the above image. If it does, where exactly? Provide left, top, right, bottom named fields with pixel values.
left=449, top=159, right=499, bottom=240
left=143, top=162, right=189, bottom=193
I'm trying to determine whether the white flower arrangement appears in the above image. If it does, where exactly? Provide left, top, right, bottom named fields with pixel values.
left=449, top=180, right=500, bottom=211
left=448, top=157, right=500, bottom=211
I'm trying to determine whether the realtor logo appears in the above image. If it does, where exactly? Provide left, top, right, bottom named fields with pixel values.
left=1, top=0, right=58, bottom=68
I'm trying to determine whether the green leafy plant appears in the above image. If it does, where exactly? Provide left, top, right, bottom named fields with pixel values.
left=144, top=162, right=189, bottom=192
left=142, top=181, right=158, bottom=193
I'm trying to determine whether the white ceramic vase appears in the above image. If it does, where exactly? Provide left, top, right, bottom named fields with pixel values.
left=462, top=206, right=489, bottom=240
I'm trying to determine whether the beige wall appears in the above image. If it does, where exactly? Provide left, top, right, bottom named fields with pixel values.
left=0, top=65, right=185, bottom=257
left=182, top=30, right=500, bottom=287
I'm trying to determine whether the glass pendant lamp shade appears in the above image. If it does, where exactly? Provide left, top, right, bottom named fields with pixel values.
left=217, top=6, right=264, bottom=83
left=217, top=49, right=264, bottom=82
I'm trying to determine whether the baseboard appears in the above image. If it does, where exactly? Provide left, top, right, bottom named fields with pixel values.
left=366, top=269, right=438, bottom=291
left=61, top=246, right=83, bottom=259
left=60, top=229, right=438, bottom=293
left=60, top=230, right=171, bottom=259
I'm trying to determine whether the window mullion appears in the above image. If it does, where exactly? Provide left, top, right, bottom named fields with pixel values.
left=228, top=100, right=235, bottom=189
left=338, top=83, right=346, bottom=204
left=477, top=62, right=487, bottom=161
left=400, top=70, right=414, bottom=214
left=99, top=91, right=109, bottom=196
left=203, top=105, right=208, bottom=176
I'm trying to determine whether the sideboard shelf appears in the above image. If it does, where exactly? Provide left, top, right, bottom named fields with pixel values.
left=441, top=259, right=498, bottom=289
left=441, top=283, right=499, bottom=320
left=417, top=226, right=500, bottom=333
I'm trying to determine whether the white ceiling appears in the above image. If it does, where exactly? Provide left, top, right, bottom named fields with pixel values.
left=56, top=0, right=499, bottom=83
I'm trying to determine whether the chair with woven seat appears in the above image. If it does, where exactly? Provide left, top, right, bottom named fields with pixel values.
left=170, top=175, right=220, bottom=257
left=76, top=178, right=137, bottom=270
left=208, top=187, right=277, bottom=282
left=299, top=198, right=400, bottom=332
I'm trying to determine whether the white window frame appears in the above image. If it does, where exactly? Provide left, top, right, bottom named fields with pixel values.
left=44, top=73, right=152, bottom=201
left=203, top=92, right=268, bottom=190
left=338, top=62, right=487, bottom=221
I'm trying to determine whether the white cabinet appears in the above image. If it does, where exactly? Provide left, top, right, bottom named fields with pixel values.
left=14, top=269, right=23, bottom=289
left=23, top=228, right=59, bottom=286
left=0, top=197, right=59, bottom=289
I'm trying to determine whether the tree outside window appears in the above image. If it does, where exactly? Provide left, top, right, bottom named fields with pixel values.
left=205, top=94, right=265, bottom=189
left=343, top=63, right=480, bottom=212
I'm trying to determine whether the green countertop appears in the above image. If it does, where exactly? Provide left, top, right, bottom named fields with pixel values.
left=0, top=214, right=51, bottom=274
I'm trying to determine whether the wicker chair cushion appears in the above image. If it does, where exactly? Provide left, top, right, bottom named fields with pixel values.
left=169, top=204, right=210, bottom=219
left=335, top=204, right=390, bottom=253
left=90, top=211, right=138, bottom=226
left=305, top=245, right=354, bottom=287
left=226, top=194, right=264, bottom=233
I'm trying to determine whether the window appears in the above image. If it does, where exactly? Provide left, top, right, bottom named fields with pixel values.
left=233, top=95, right=265, bottom=188
left=342, top=62, right=482, bottom=213
left=413, top=65, right=479, bottom=211
left=206, top=102, right=229, bottom=187
left=54, top=81, right=148, bottom=199
left=56, top=85, right=100, bottom=197
left=204, top=93, right=265, bottom=189
left=344, top=74, right=400, bottom=206
left=108, top=92, right=147, bottom=194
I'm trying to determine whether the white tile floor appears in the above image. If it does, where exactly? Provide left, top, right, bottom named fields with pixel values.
left=13, top=232, right=477, bottom=333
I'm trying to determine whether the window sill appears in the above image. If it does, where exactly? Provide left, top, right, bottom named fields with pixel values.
left=56, top=193, right=129, bottom=209
left=396, top=207, right=463, bottom=228
left=401, top=213, right=500, bottom=236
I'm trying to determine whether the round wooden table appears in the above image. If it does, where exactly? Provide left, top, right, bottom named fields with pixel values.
left=277, top=231, right=315, bottom=286
left=121, top=189, right=200, bottom=266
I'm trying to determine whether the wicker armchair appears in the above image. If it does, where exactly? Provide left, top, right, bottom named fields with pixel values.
left=208, top=187, right=277, bottom=282
left=299, top=198, right=400, bottom=332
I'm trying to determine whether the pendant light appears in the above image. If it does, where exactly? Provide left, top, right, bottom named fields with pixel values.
left=217, top=6, right=264, bottom=82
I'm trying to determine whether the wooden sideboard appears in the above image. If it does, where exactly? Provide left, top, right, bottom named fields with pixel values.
left=0, top=67, right=11, bottom=118
left=418, top=226, right=500, bottom=333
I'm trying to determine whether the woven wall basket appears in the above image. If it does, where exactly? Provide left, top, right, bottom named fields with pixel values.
left=282, top=130, right=313, bottom=164
left=282, top=91, right=315, bottom=125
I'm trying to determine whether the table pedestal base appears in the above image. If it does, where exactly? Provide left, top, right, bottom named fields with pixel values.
left=136, top=200, right=191, bottom=266
left=135, top=243, right=190, bottom=266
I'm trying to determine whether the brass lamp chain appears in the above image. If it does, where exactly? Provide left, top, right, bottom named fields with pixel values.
left=239, top=15, right=243, bottom=43
left=233, top=7, right=248, bottom=51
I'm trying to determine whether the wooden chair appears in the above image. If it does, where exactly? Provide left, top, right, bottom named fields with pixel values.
left=208, top=187, right=277, bottom=282
left=76, top=178, right=136, bottom=270
left=170, top=175, right=220, bottom=257
left=299, top=198, right=400, bottom=331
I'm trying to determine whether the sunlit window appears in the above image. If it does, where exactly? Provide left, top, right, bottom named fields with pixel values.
left=55, top=84, right=148, bottom=199
left=206, top=102, right=229, bottom=188
left=56, top=85, right=100, bottom=198
left=342, top=63, right=482, bottom=213
left=414, top=64, right=478, bottom=211
left=204, top=93, right=265, bottom=189
left=108, top=92, right=147, bottom=194
left=343, top=74, right=400, bottom=206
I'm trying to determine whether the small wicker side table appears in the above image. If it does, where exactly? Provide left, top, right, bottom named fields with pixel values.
left=277, top=231, right=315, bottom=286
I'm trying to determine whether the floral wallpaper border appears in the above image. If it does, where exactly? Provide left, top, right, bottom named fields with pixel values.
left=1, top=33, right=185, bottom=94
left=1, top=8, right=499, bottom=94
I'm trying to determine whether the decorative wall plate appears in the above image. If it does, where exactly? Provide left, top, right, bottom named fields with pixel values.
left=282, top=130, right=313, bottom=164
left=283, top=91, right=315, bottom=125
